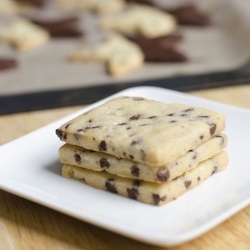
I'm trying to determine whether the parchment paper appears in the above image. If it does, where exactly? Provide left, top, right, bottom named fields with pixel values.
left=1, top=0, right=250, bottom=95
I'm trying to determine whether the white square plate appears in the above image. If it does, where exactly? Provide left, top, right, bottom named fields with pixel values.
left=0, top=86, right=250, bottom=247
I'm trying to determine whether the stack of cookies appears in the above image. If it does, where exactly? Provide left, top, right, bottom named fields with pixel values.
left=56, top=96, right=228, bottom=206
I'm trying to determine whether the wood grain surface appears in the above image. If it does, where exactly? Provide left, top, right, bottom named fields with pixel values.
left=1, top=84, right=250, bottom=250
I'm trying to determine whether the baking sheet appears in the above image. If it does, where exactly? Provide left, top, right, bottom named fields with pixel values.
left=1, top=0, right=250, bottom=96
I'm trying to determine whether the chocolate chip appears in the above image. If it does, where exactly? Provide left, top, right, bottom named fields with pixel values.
left=117, top=123, right=127, bottom=126
left=74, top=154, right=81, bottom=163
left=183, top=108, right=194, bottom=112
left=216, top=135, right=225, bottom=145
left=157, top=170, right=170, bottom=182
left=184, top=180, right=192, bottom=189
left=123, top=152, right=127, bottom=157
left=77, top=129, right=84, bottom=133
left=126, top=127, right=131, bottom=130
left=131, top=165, right=140, bottom=177
left=133, top=97, right=144, bottom=101
left=167, top=113, right=175, bottom=116
left=74, top=129, right=84, bottom=140
left=209, top=123, right=217, bottom=135
left=131, top=139, right=142, bottom=146
left=169, top=120, right=176, bottom=123
left=85, top=126, right=101, bottom=130
left=99, top=158, right=110, bottom=168
left=127, top=188, right=139, bottom=200
left=212, top=162, right=218, bottom=174
left=98, top=140, right=107, bottom=151
left=141, top=149, right=146, bottom=161
left=63, top=133, right=67, bottom=140
left=200, top=135, right=204, bottom=140
left=197, top=176, right=201, bottom=181
left=105, top=179, right=117, bottom=194
left=134, top=180, right=141, bottom=186
left=198, top=115, right=209, bottom=118
left=180, top=114, right=187, bottom=117
left=129, top=155, right=134, bottom=159
left=152, top=194, right=166, bottom=205
left=74, top=133, right=79, bottom=141
left=220, top=136, right=225, bottom=145
left=65, top=123, right=71, bottom=129
left=192, top=151, right=197, bottom=160
left=55, top=129, right=63, bottom=139
left=129, top=115, right=140, bottom=120
left=89, top=119, right=93, bottom=122
left=126, top=0, right=154, bottom=7
left=147, top=116, right=157, bottom=119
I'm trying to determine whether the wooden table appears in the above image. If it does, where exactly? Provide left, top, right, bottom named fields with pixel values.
left=1, top=84, right=250, bottom=250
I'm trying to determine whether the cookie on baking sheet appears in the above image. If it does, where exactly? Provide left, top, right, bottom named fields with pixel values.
left=62, top=151, right=229, bottom=206
left=69, top=34, right=144, bottom=76
left=101, top=4, right=176, bottom=38
left=59, top=133, right=227, bottom=183
left=56, top=96, right=225, bottom=167
left=0, top=18, right=49, bottom=51
left=0, top=0, right=17, bottom=15
left=58, top=0, right=125, bottom=15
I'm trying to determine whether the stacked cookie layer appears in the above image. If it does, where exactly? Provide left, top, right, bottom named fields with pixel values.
left=56, top=96, right=228, bottom=206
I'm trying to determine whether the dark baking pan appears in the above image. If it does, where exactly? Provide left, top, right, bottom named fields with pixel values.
left=1, top=61, right=250, bottom=115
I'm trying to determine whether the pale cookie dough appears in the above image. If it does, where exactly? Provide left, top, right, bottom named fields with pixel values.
left=59, top=133, right=227, bottom=183
left=101, top=4, right=176, bottom=38
left=62, top=151, right=229, bottom=206
left=0, top=0, right=17, bottom=15
left=56, top=96, right=226, bottom=167
left=58, top=0, right=125, bottom=15
left=0, top=18, right=49, bottom=51
left=69, top=34, right=144, bottom=76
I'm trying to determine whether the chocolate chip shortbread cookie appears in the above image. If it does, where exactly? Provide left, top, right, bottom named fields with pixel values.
left=56, top=96, right=225, bottom=167
left=62, top=151, right=228, bottom=206
left=69, top=34, right=144, bottom=76
left=0, top=18, right=49, bottom=51
left=59, top=133, right=227, bottom=183
left=101, top=4, right=176, bottom=38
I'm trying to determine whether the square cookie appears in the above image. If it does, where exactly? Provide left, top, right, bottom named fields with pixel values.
left=62, top=151, right=229, bottom=205
left=59, top=133, right=227, bottom=183
left=56, top=96, right=225, bottom=167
